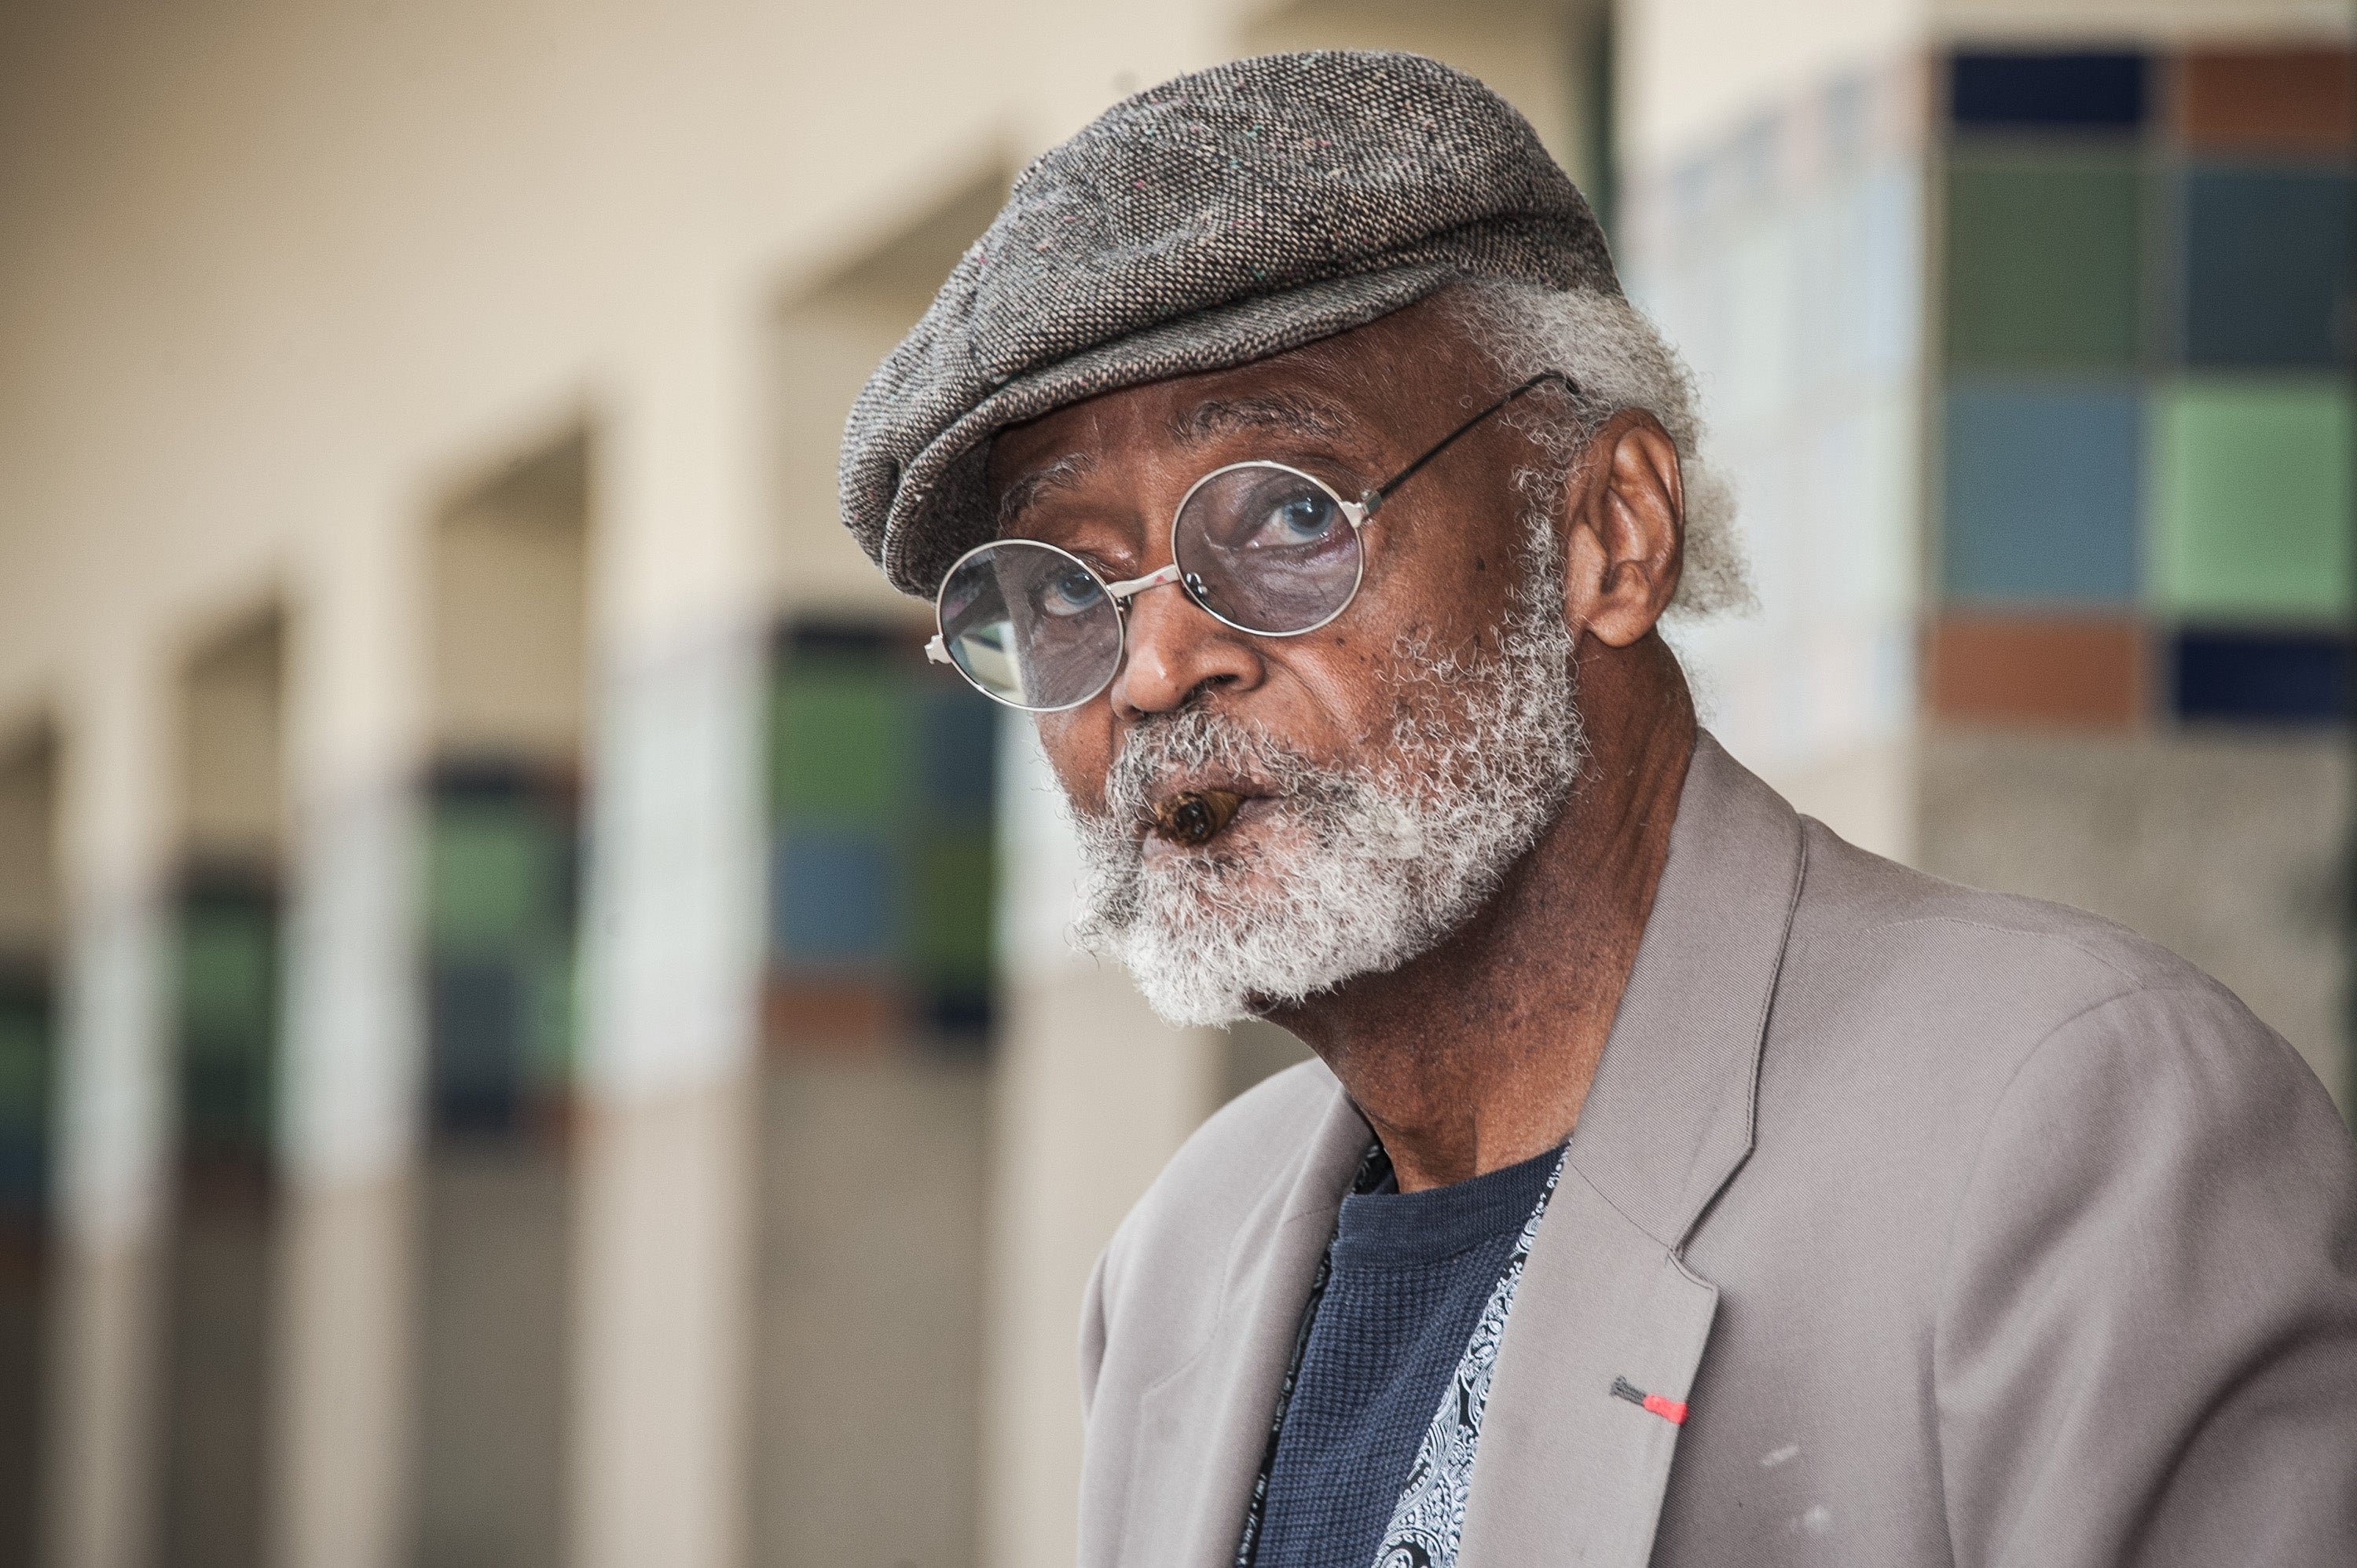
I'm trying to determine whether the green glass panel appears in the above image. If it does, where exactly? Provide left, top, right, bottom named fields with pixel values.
left=905, top=829, right=995, bottom=987
left=2150, top=379, right=2354, bottom=623
left=179, top=906, right=276, bottom=1052
left=772, top=669, right=905, bottom=822
left=428, top=807, right=562, bottom=952
left=1945, top=149, right=2144, bottom=371
left=524, top=947, right=576, bottom=1089
left=177, top=897, right=277, bottom=1154
left=0, top=1009, right=46, bottom=1130
left=0, top=1029, right=42, bottom=1120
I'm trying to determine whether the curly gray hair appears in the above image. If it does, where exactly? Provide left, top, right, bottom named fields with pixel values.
left=1443, top=278, right=1750, bottom=618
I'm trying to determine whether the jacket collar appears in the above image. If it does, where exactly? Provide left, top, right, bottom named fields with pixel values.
left=1567, top=730, right=1806, bottom=1246
left=1459, top=731, right=1806, bottom=1568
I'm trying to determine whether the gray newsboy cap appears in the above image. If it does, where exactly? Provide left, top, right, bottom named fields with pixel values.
left=840, top=49, right=1619, bottom=598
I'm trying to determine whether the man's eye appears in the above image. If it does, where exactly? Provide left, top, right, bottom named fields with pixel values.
left=1039, top=567, right=1102, bottom=617
left=1250, top=491, right=1340, bottom=547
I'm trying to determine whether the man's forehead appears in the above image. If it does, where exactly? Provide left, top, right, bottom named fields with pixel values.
left=991, top=379, right=1366, bottom=526
left=987, top=339, right=1401, bottom=496
left=1171, top=387, right=1356, bottom=445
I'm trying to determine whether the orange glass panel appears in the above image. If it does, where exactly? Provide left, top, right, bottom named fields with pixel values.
left=2176, top=49, right=2355, bottom=154
left=1930, top=615, right=2148, bottom=727
left=763, top=976, right=902, bottom=1052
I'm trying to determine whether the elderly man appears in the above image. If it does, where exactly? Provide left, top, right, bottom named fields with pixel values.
left=839, top=51, right=2357, bottom=1568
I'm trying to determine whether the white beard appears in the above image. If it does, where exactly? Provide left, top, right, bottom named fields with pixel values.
left=1067, top=520, right=1586, bottom=1028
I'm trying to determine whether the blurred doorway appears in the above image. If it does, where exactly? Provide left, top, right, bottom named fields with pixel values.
left=755, top=161, right=1008, bottom=1568
left=0, top=722, right=60, bottom=1566
left=411, top=433, right=590, bottom=1568
left=159, top=610, right=287, bottom=1568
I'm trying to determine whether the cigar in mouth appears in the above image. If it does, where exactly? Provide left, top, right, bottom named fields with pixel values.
left=1148, top=789, right=1246, bottom=847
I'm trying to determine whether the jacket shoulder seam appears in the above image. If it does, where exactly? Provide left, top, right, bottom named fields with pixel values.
left=1870, top=914, right=2147, bottom=984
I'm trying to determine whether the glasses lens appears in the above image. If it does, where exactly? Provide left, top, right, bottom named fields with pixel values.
left=1173, top=464, right=1362, bottom=635
left=937, top=540, right=1123, bottom=709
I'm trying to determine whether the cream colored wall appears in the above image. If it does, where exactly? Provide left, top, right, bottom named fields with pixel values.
left=1937, top=0, right=2355, bottom=44
left=431, top=440, right=592, bottom=764
left=772, top=167, right=1010, bottom=622
left=178, top=616, right=286, bottom=866
left=1923, top=731, right=2352, bottom=1110
left=756, top=1057, right=988, bottom=1568
left=1621, top=0, right=1929, bottom=172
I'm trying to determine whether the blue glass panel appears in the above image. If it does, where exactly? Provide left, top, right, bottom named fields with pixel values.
left=1952, top=52, right=2147, bottom=129
left=2181, top=167, right=2353, bottom=368
left=1943, top=382, right=2141, bottom=603
left=428, top=958, right=524, bottom=1134
left=773, top=831, right=896, bottom=962
left=2172, top=629, right=2348, bottom=723
left=921, top=985, right=994, bottom=1041
left=918, top=687, right=999, bottom=812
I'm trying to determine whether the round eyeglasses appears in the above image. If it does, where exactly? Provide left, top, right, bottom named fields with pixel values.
left=927, top=371, right=1578, bottom=711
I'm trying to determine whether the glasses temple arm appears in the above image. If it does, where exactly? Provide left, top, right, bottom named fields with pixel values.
left=1359, top=370, right=1580, bottom=517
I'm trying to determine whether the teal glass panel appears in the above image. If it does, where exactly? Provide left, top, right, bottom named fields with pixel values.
left=2179, top=166, right=2352, bottom=369
left=918, top=687, right=999, bottom=815
left=1945, top=150, right=2144, bottom=371
left=1943, top=380, right=2141, bottom=603
left=428, top=959, right=524, bottom=1131
left=0, top=973, right=51, bottom=1216
left=2150, top=379, right=2355, bottom=622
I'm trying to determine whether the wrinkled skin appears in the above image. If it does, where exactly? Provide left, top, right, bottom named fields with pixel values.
left=987, top=292, right=1697, bottom=1191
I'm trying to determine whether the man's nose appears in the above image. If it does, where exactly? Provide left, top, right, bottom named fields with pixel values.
left=1110, top=577, right=1265, bottom=716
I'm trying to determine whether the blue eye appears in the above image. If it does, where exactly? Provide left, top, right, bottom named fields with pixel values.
left=1270, top=492, right=1337, bottom=543
left=1039, top=566, right=1101, bottom=617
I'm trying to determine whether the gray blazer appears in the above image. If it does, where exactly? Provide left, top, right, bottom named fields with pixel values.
left=1077, top=735, right=2357, bottom=1566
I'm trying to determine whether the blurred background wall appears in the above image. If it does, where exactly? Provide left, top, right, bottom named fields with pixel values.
left=0, top=2, right=2346, bottom=1566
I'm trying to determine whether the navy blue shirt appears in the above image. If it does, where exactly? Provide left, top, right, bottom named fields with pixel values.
left=1253, top=1144, right=1560, bottom=1568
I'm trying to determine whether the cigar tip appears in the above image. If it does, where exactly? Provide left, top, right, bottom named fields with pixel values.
left=1149, top=788, right=1245, bottom=846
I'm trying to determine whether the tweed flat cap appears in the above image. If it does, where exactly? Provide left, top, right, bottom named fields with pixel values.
left=841, top=49, right=1618, bottom=598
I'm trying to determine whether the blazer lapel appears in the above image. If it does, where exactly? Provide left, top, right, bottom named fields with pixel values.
left=1124, top=1078, right=1373, bottom=1568
left=1460, top=735, right=1805, bottom=1566
left=1457, top=1169, right=1719, bottom=1566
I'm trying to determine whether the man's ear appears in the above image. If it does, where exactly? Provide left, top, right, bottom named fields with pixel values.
left=1560, top=410, right=1684, bottom=647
